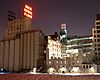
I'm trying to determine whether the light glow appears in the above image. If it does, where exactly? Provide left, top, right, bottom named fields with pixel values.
left=25, top=5, right=32, bottom=10
left=71, top=67, right=80, bottom=73
left=89, top=67, right=95, bottom=73
left=58, top=67, right=67, bottom=73
left=24, top=8, right=32, bottom=15
left=48, top=67, right=56, bottom=74
left=24, top=4, right=32, bottom=19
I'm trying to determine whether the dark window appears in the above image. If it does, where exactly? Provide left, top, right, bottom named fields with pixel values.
left=98, top=53, right=100, bottom=55
left=96, top=14, right=100, bottom=20
left=86, top=65, right=88, bottom=68
left=95, top=44, right=100, bottom=47
left=96, top=26, right=100, bottom=29
left=94, top=35, right=96, bottom=37
left=94, top=30, right=96, bottom=33
left=98, top=48, right=100, bottom=51
left=17, top=27, right=19, bottom=30
left=96, top=22, right=100, bottom=25
left=96, top=57, right=97, bottom=60
left=89, top=65, right=91, bottom=68
left=83, top=65, right=85, bottom=68
left=97, top=35, right=100, bottom=37
left=97, top=39, right=100, bottom=42
left=97, top=30, right=100, bottom=33
left=95, top=52, right=97, bottom=55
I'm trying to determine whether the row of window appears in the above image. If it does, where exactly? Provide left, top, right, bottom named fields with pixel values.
left=94, top=35, right=100, bottom=37
left=95, top=44, right=100, bottom=47
left=50, top=43, right=61, bottom=48
left=52, top=48, right=61, bottom=52
left=49, top=61, right=67, bottom=64
left=95, top=57, right=100, bottom=60
left=95, top=52, right=100, bottom=55
left=96, top=22, right=100, bottom=25
left=94, top=39, right=100, bottom=42
left=8, top=18, right=31, bottom=25
left=96, top=26, right=100, bottom=29
left=82, top=65, right=92, bottom=69
left=95, top=48, right=100, bottom=51
left=94, top=30, right=100, bottom=33
left=52, top=53, right=60, bottom=56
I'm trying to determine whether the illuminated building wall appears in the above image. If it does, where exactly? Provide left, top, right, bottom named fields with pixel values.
left=46, top=30, right=96, bottom=73
left=46, top=35, right=62, bottom=69
left=47, top=36, right=62, bottom=59
left=67, top=36, right=94, bottom=64
left=66, top=49, right=83, bottom=66
left=46, top=34, right=61, bottom=71
left=46, top=33, right=71, bottom=73
left=92, top=14, right=100, bottom=64
left=0, top=38, right=20, bottom=71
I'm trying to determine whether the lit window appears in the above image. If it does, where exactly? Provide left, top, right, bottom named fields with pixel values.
left=49, top=61, right=51, bottom=64
left=64, top=61, right=66, bottom=64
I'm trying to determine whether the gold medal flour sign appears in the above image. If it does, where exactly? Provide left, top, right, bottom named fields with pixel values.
left=24, top=4, right=32, bottom=19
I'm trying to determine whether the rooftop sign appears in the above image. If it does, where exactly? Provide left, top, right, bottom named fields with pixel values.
left=24, top=4, right=32, bottom=19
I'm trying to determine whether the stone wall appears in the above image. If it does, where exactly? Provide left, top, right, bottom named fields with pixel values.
left=0, top=74, right=100, bottom=80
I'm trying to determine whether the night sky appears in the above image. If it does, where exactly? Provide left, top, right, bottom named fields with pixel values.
left=0, top=0, right=100, bottom=39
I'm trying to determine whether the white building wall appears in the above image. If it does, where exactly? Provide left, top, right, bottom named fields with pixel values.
left=34, top=32, right=39, bottom=67
left=48, top=39, right=62, bottom=59
left=14, top=39, right=20, bottom=71
left=26, top=33, right=31, bottom=69
left=30, top=33, right=34, bottom=69
left=4, top=41, right=9, bottom=70
left=0, top=29, right=44, bottom=72
left=23, top=34, right=27, bottom=69
left=20, top=34, right=24, bottom=69
left=0, top=42, right=4, bottom=68
left=9, top=40, right=14, bottom=71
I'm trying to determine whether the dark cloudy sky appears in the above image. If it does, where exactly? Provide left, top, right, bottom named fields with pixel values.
left=0, top=0, right=100, bottom=38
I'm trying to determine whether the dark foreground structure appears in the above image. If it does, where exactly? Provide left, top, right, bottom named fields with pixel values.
left=0, top=74, right=100, bottom=80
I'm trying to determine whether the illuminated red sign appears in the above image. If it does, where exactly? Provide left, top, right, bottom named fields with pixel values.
left=24, top=4, right=32, bottom=19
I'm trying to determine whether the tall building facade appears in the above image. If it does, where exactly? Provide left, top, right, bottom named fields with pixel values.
left=60, top=23, right=67, bottom=45
left=0, top=29, right=44, bottom=72
left=0, top=12, right=44, bottom=72
left=46, top=33, right=70, bottom=73
left=0, top=4, right=46, bottom=72
left=46, top=31, right=96, bottom=73
left=60, top=24, right=67, bottom=58
left=92, top=14, right=100, bottom=64
left=66, top=36, right=96, bottom=73
left=4, top=17, right=32, bottom=40
left=67, top=35, right=94, bottom=64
